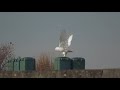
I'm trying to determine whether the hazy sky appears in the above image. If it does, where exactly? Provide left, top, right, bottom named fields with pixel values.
left=0, top=12, right=120, bottom=69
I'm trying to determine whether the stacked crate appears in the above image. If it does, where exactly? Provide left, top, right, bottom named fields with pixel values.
left=2, top=57, right=36, bottom=71
left=19, top=57, right=36, bottom=71
left=54, top=57, right=85, bottom=70
left=54, top=57, right=72, bottom=70
left=72, top=57, right=85, bottom=69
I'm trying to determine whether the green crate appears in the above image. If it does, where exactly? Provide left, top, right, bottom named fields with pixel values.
left=72, top=57, right=85, bottom=69
left=7, top=60, right=11, bottom=71
left=4, top=61, right=8, bottom=71
left=54, top=57, right=72, bottom=70
left=13, top=58, right=20, bottom=71
left=20, top=57, right=35, bottom=71
left=19, top=58, right=25, bottom=71
left=7, top=59, right=14, bottom=71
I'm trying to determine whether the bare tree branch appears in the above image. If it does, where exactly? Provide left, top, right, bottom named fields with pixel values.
left=36, top=52, right=54, bottom=72
left=0, top=42, right=14, bottom=70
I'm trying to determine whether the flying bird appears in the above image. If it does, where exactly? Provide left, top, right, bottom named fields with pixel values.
left=55, top=30, right=73, bottom=57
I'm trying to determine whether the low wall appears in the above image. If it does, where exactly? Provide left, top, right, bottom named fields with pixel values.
left=0, top=69, right=120, bottom=78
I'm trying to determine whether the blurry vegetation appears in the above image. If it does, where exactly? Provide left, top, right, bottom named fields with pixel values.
left=0, top=42, right=15, bottom=70
left=36, top=52, right=54, bottom=72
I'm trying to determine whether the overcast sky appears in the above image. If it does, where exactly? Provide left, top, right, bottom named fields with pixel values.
left=0, top=12, right=120, bottom=69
